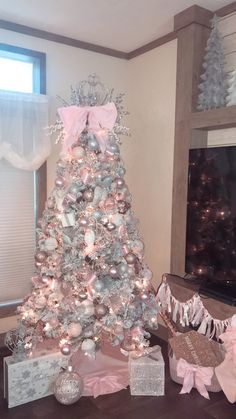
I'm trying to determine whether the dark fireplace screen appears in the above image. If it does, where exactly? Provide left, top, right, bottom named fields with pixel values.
left=185, top=146, right=236, bottom=304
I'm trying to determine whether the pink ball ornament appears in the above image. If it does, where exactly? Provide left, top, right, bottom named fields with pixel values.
left=104, top=197, right=116, bottom=211
left=68, top=322, right=82, bottom=338
left=79, top=217, right=89, bottom=227
left=95, top=304, right=108, bottom=319
left=83, top=189, right=94, bottom=202
left=109, top=265, right=119, bottom=278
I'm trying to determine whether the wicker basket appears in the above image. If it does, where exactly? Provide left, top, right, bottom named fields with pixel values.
left=169, top=354, right=222, bottom=392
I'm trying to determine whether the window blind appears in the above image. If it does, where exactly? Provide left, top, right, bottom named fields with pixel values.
left=0, top=160, right=35, bottom=303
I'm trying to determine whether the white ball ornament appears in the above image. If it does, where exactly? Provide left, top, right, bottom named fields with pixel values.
left=81, top=338, right=96, bottom=353
left=72, top=146, right=85, bottom=160
left=68, top=322, right=82, bottom=338
left=44, top=237, right=58, bottom=251
left=81, top=299, right=95, bottom=316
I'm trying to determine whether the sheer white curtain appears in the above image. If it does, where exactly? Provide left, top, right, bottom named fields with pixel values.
left=0, top=90, right=50, bottom=171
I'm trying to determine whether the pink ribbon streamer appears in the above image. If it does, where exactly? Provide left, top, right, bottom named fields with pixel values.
left=177, top=358, right=214, bottom=399
left=58, top=102, right=117, bottom=153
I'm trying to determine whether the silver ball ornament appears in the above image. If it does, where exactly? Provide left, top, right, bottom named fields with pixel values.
left=81, top=338, right=96, bottom=353
left=93, top=210, right=102, bottom=220
left=87, top=138, right=99, bottom=151
left=118, top=263, right=128, bottom=275
left=109, top=266, right=119, bottom=278
left=79, top=217, right=89, bottom=227
left=54, top=366, right=83, bottom=405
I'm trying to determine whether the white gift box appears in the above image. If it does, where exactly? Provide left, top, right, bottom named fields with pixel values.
left=129, top=345, right=165, bottom=396
left=4, top=347, right=68, bottom=408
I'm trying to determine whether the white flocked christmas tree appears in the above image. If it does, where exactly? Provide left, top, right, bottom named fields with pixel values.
left=10, top=75, right=159, bottom=359
left=197, top=14, right=227, bottom=111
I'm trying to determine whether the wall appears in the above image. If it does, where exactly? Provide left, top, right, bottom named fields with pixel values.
left=125, top=40, right=177, bottom=288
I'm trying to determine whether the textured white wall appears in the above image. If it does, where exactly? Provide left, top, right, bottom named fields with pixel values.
left=125, top=40, right=177, bottom=288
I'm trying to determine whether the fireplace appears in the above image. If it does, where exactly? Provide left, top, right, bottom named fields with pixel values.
left=185, top=146, right=236, bottom=305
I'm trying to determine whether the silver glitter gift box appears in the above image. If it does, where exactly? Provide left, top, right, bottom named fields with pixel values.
left=4, top=347, right=68, bottom=408
left=129, top=345, right=165, bottom=396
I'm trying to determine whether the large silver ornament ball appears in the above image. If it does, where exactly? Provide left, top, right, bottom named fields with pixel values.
left=125, top=252, right=137, bottom=265
left=54, top=366, right=83, bottom=405
left=87, top=137, right=99, bottom=151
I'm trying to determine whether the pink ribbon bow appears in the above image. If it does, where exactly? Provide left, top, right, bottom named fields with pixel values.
left=58, top=102, right=117, bottom=153
left=84, top=372, right=126, bottom=398
left=177, top=358, right=214, bottom=399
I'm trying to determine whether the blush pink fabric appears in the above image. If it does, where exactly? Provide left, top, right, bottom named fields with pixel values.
left=57, top=102, right=117, bottom=153
left=70, top=343, right=129, bottom=398
left=177, top=358, right=214, bottom=399
left=215, top=326, right=236, bottom=403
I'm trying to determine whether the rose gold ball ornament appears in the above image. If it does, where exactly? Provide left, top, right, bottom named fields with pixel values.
left=54, top=365, right=83, bottom=405
left=79, top=217, right=89, bottom=227
left=114, top=178, right=125, bottom=188
left=106, top=222, right=116, bottom=232
left=124, top=252, right=137, bottom=265
left=60, top=343, right=71, bottom=356
left=95, top=303, right=108, bottom=319
left=81, top=299, right=95, bottom=316
left=55, top=176, right=66, bottom=188
left=83, top=189, right=94, bottom=202
left=35, top=250, right=47, bottom=263
left=109, top=265, right=119, bottom=278
left=68, top=322, right=82, bottom=338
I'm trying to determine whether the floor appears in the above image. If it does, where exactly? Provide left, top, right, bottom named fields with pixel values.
left=0, top=335, right=235, bottom=419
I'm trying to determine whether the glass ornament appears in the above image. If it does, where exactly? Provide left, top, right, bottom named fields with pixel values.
left=54, top=366, right=83, bottom=405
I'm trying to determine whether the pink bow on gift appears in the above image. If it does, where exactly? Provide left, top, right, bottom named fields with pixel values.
left=84, top=372, right=127, bottom=398
left=177, top=358, right=214, bottom=399
left=58, top=102, right=117, bottom=153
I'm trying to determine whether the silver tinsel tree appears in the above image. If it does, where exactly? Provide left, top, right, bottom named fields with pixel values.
left=197, top=15, right=227, bottom=111
left=13, top=75, right=159, bottom=360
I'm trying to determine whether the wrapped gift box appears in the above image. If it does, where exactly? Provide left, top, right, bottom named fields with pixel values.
left=4, top=347, right=68, bottom=408
left=129, top=345, right=165, bottom=396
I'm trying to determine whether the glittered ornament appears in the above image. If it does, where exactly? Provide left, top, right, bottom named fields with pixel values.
left=60, top=343, right=71, bottom=356
left=95, top=303, right=108, bottom=319
left=93, top=209, right=103, bottom=220
left=72, top=146, right=85, bottom=159
left=81, top=299, right=95, bottom=316
left=55, top=176, right=66, bottom=188
left=125, top=252, right=137, bottom=265
left=68, top=322, right=82, bottom=338
left=117, top=200, right=130, bottom=214
left=44, top=237, right=58, bottom=251
left=81, top=338, right=96, bottom=353
left=54, top=366, right=83, bottom=405
left=83, top=189, right=94, bottom=202
left=35, top=250, right=47, bottom=262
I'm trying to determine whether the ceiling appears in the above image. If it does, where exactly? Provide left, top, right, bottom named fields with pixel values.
left=0, top=0, right=233, bottom=52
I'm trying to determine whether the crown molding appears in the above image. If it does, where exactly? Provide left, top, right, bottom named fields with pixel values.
left=0, top=1, right=236, bottom=61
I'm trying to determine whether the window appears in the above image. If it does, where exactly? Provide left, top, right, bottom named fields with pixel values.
left=0, top=44, right=46, bottom=310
